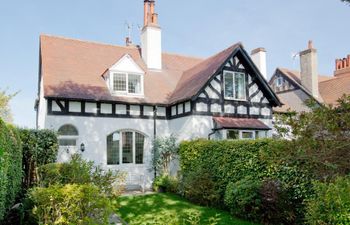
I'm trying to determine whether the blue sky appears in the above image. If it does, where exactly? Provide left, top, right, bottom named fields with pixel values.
left=0, top=0, right=349, bottom=128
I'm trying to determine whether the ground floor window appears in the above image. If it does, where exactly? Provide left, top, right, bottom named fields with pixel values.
left=107, top=130, right=145, bottom=165
left=57, top=124, right=79, bottom=148
left=227, top=130, right=268, bottom=140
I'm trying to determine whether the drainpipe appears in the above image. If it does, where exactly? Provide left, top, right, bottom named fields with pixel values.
left=153, top=106, right=157, bottom=178
left=208, top=129, right=217, bottom=140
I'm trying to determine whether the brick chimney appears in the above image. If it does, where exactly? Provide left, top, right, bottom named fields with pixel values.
left=300, top=40, right=319, bottom=98
left=334, top=55, right=350, bottom=76
left=251, top=48, right=267, bottom=80
left=141, top=0, right=162, bottom=70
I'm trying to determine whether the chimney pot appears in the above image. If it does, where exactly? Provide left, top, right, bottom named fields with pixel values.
left=308, top=40, right=313, bottom=49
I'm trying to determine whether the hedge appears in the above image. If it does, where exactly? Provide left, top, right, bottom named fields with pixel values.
left=19, top=129, right=58, bottom=190
left=179, top=139, right=314, bottom=224
left=0, top=119, right=23, bottom=221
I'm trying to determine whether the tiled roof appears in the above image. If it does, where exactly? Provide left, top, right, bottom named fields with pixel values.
left=40, top=35, right=203, bottom=105
left=41, top=35, right=248, bottom=105
left=213, top=117, right=271, bottom=130
left=273, top=68, right=350, bottom=111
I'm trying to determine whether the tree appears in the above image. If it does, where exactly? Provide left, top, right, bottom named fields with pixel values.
left=341, top=0, right=350, bottom=4
left=151, top=134, right=179, bottom=176
left=275, top=95, right=350, bottom=180
left=0, top=89, right=16, bottom=123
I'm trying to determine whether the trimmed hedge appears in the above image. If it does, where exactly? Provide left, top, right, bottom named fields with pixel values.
left=0, top=119, right=23, bottom=221
left=179, top=139, right=314, bottom=224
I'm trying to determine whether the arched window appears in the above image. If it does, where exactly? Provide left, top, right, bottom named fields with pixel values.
left=107, top=130, right=145, bottom=165
left=58, top=124, right=79, bottom=147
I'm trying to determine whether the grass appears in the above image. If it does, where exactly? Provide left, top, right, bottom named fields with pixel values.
left=117, top=193, right=258, bottom=225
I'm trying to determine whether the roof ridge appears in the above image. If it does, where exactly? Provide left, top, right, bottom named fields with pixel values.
left=162, top=51, right=204, bottom=60
left=40, top=34, right=138, bottom=50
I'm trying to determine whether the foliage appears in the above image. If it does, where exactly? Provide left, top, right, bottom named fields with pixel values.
left=38, top=154, right=126, bottom=197
left=180, top=168, right=220, bottom=207
left=0, top=89, right=17, bottom=123
left=118, top=193, right=257, bottom=225
left=29, top=184, right=114, bottom=225
left=305, top=176, right=350, bottom=225
left=275, top=95, right=350, bottom=180
left=341, top=0, right=350, bottom=5
left=19, top=128, right=58, bottom=190
left=224, top=177, right=262, bottom=221
left=179, top=139, right=314, bottom=224
left=153, top=175, right=179, bottom=193
left=0, top=119, right=23, bottom=221
left=151, top=134, right=179, bottom=176
left=27, top=154, right=125, bottom=224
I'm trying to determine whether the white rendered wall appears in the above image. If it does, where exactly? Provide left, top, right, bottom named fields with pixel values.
left=37, top=76, right=47, bottom=129
left=141, top=26, right=162, bottom=70
left=45, top=115, right=170, bottom=189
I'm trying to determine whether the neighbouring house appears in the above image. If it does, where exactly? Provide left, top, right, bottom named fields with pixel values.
left=270, top=41, right=350, bottom=113
left=35, top=0, right=281, bottom=189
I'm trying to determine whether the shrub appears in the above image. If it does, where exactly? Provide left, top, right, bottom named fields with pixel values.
left=180, top=168, right=220, bottom=207
left=0, top=119, right=23, bottom=221
left=29, top=184, right=114, bottom=225
left=153, top=175, right=178, bottom=193
left=224, top=177, right=261, bottom=221
left=38, top=154, right=125, bottom=197
left=305, top=176, right=350, bottom=225
left=19, top=129, right=58, bottom=190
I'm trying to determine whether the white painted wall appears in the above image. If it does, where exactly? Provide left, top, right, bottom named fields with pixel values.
left=37, top=76, right=47, bottom=129
left=141, top=26, right=162, bottom=70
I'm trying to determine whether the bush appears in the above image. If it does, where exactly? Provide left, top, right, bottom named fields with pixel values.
left=29, top=184, right=114, bottom=225
left=179, top=139, right=314, bottom=224
left=305, top=176, right=350, bottom=225
left=224, top=177, right=261, bottom=221
left=0, top=119, right=23, bottom=221
left=180, top=168, right=220, bottom=207
left=153, top=175, right=178, bottom=193
left=19, top=129, right=58, bottom=190
left=38, top=154, right=125, bottom=196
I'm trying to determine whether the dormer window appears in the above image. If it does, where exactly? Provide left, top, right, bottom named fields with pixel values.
left=111, top=72, right=143, bottom=95
left=106, top=54, right=145, bottom=97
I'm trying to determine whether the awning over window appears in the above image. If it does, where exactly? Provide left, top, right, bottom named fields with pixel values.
left=213, top=117, right=271, bottom=130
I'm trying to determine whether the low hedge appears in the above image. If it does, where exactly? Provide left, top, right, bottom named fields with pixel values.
left=0, top=119, right=23, bottom=221
left=179, top=139, right=314, bottom=224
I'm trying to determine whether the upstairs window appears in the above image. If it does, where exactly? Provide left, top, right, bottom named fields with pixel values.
left=224, top=71, right=246, bottom=100
left=275, top=77, right=283, bottom=87
left=111, top=72, right=143, bottom=95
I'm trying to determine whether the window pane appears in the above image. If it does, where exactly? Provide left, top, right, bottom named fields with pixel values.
left=235, top=73, right=246, bottom=100
left=122, top=132, right=133, bottom=164
left=227, top=130, right=239, bottom=139
left=58, top=125, right=78, bottom=136
left=224, top=72, right=234, bottom=98
left=107, top=132, right=120, bottom=165
left=242, top=131, right=254, bottom=139
left=128, top=74, right=141, bottom=94
left=113, top=73, right=126, bottom=92
left=135, top=132, right=145, bottom=164
left=58, top=139, right=76, bottom=146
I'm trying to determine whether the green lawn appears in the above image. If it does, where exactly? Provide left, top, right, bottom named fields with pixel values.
left=117, top=193, right=258, bottom=225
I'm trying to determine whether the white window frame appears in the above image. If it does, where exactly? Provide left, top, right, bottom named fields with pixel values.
left=109, top=71, right=144, bottom=97
left=226, top=129, right=268, bottom=140
left=223, top=71, right=247, bottom=101
left=57, top=125, right=79, bottom=150
left=276, top=77, right=283, bottom=87
left=107, top=130, right=146, bottom=166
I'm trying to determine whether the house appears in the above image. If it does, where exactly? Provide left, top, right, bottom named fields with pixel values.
left=270, top=41, right=350, bottom=113
left=35, top=0, right=281, bottom=188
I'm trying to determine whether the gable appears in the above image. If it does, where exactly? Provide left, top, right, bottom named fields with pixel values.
left=109, top=54, right=144, bottom=74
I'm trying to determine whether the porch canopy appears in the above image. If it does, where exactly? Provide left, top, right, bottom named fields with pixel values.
left=213, top=117, right=271, bottom=130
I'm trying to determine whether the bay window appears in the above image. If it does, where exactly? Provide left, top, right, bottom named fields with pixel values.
left=224, top=71, right=246, bottom=100
left=226, top=130, right=268, bottom=140
left=107, top=130, right=145, bottom=165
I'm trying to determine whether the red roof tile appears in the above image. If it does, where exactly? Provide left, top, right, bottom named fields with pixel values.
left=213, top=117, right=271, bottom=130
